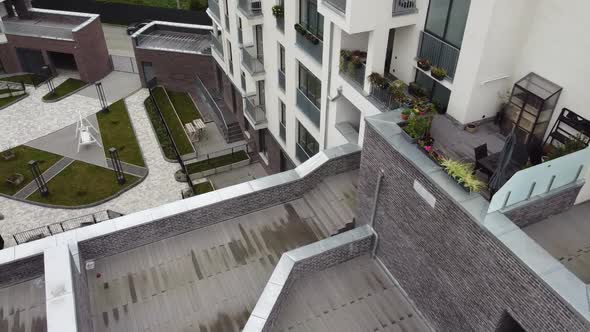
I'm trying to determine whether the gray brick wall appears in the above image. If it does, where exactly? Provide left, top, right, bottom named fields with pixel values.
left=70, top=251, right=93, bottom=332
left=503, top=183, right=582, bottom=228
left=357, top=125, right=589, bottom=332
left=79, top=151, right=361, bottom=261
left=0, top=254, right=44, bottom=288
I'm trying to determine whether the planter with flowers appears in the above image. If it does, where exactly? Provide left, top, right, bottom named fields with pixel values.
left=400, top=111, right=430, bottom=144
left=431, top=66, right=447, bottom=81
left=272, top=5, right=284, bottom=17
left=417, top=58, right=431, bottom=71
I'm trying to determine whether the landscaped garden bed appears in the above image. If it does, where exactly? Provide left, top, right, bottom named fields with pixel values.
left=0, top=146, right=61, bottom=196
left=42, top=78, right=87, bottom=102
left=145, top=86, right=194, bottom=159
left=193, top=180, right=214, bottom=195
left=97, top=0, right=207, bottom=10
left=1, top=73, right=46, bottom=86
left=27, top=161, right=138, bottom=207
left=166, top=89, right=202, bottom=123
left=97, top=99, right=145, bottom=167
left=186, top=150, right=250, bottom=178
left=0, top=93, right=28, bottom=109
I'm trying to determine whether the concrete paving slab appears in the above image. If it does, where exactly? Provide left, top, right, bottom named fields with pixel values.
left=102, top=23, right=135, bottom=57
left=76, top=71, right=141, bottom=104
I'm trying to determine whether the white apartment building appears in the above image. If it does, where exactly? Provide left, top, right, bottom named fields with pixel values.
left=206, top=0, right=590, bottom=197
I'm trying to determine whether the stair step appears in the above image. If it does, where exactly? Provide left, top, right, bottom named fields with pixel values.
left=308, top=187, right=347, bottom=234
left=303, top=194, right=338, bottom=236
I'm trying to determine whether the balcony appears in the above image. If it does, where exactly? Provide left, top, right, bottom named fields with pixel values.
left=296, top=143, right=314, bottom=162
left=244, top=95, right=267, bottom=128
left=339, top=56, right=366, bottom=89
left=417, top=31, right=460, bottom=81
left=295, top=23, right=323, bottom=64
left=296, top=88, right=321, bottom=128
left=3, top=17, right=77, bottom=41
left=278, top=69, right=286, bottom=91
left=241, top=45, right=264, bottom=76
left=208, top=0, right=221, bottom=21
left=238, top=27, right=243, bottom=44
left=210, top=32, right=224, bottom=59
left=280, top=122, right=286, bottom=141
left=225, top=14, right=231, bottom=32
left=393, top=0, right=417, bottom=16
left=238, top=0, right=263, bottom=18
left=324, top=0, right=346, bottom=15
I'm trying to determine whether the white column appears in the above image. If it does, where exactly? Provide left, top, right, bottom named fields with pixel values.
left=363, top=27, right=389, bottom=94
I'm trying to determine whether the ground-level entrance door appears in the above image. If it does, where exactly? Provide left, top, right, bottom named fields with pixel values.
left=16, top=48, right=45, bottom=75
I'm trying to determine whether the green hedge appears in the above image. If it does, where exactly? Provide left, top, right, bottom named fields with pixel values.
left=144, top=97, right=177, bottom=160
left=186, top=150, right=249, bottom=174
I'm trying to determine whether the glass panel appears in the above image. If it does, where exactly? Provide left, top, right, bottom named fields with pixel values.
left=445, top=0, right=470, bottom=47
left=415, top=71, right=434, bottom=96
left=432, top=83, right=451, bottom=110
left=279, top=44, right=285, bottom=71
left=425, top=0, right=451, bottom=38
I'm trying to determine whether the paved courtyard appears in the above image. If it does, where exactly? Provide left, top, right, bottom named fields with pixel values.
left=0, top=89, right=186, bottom=247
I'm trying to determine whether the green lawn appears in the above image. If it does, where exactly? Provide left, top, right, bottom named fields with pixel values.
left=166, top=89, right=202, bottom=123
left=96, top=0, right=207, bottom=10
left=27, top=161, right=138, bottom=206
left=0, top=93, right=27, bottom=108
left=42, top=78, right=87, bottom=101
left=0, top=146, right=61, bottom=196
left=0, top=73, right=44, bottom=85
left=150, top=87, right=194, bottom=156
left=193, top=181, right=214, bottom=195
left=97, top=100, right=145, bottom=167
left=186, top=150, right=249, bottom=174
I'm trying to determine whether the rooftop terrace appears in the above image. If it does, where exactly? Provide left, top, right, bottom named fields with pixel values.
left=133, top=22, right=212, bottom=54
left=0, top=276, right=46, bottom=332
left=86, top=171, right=357, bottom=331
left=2, top=8, right=97, bottom=41
left=523, top=201, right=590, bottom=283
left=273, top=254, right=430, bottom=332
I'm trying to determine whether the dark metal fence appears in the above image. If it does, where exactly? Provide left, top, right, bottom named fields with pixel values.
left=369, top=84, right=401, bottom=111
left=12, top=210, right=122, bottom=245
left=0, top=81, right=26, bottom=97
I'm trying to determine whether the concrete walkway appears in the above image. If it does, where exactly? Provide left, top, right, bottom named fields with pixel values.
left=0, top=89, right=186, bottom=247
left=76, top=71, right=142, bottom=104
left=13, top=157, right=75, bottom=200
left=106, top=159, right=148, bottom=177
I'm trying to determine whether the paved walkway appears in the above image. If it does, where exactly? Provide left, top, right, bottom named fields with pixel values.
left=13, top=157, right=75, bottom=200
left=106, top=159, right=148, bottom=177
left=0, top=75, right=102, bottom=151
left=0, top=89, right=186, bottom=247
left=76, top=71, right=142, bottom=104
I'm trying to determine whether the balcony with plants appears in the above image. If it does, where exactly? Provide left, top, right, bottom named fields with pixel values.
left=272, top=5, right=285, bottom=32
left=339, top=49, right=367, bottom=89
left=295, top=23, right=323, bottom=64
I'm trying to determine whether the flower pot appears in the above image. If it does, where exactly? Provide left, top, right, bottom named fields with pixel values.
left=432, top=73, right=445, bottom=81
left=465, top=124, right=478, bottom=133
left=417, top=61, right=431, bottom=71
left=400, top=125, right=418, bottom=144
left=401, top=114, right=409, bottom=121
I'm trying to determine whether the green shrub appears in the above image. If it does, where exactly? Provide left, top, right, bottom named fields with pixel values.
left=440, top=158, right=485, bottom=193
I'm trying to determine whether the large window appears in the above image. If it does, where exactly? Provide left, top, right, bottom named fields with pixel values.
left=299, top=0, right=324, bottom=39
left=424, top=0, right=470, bottom=48
left=297, top=122, right=319, bottom=159
left=298, top=63, right=321, bottom=108
left=415, top=71, right=451, bottom=111
left=279, top=44, right=285, bottom=72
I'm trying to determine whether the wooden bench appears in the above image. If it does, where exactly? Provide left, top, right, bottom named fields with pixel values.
left=184, top=123, right=198, bottom=142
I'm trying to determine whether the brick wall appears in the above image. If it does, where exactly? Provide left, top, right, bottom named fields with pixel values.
left=71, top=252, right=93, bottom=332
left=0, top=254, right=44, bottom=288
left=134, top=47, right=216, bottom=92
left=79, top=150, right=361, bottom=261
left=503, top=183, right=583, bottom=228
left=356, top=124, right=589, bottom=331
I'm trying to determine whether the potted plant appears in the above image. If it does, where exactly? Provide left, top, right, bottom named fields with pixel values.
left=433, top=101, right=447, bottom=115
left=272, top=5, right=284, bottom=17
left=408, top=82, right=426, bottom=98
left=368, top=73, right=388, bottom=89
left=431, top=66, right=447, bottom=80
left=340, top=49, right=352, bottom=62
left=401, top=108, right=411, bottom=121
left=348, top=56, right=363, bottom=72
left=294, top=23, right=306, bottom=36
left=305, top=33, right=319, bottom=45
left=417, top=58, right=431, bottom=71
left=465, top=123, right=478, bottom=133
left=440, top=158, right=485, bottom=193
left=401, top=113, right=429, bottom=143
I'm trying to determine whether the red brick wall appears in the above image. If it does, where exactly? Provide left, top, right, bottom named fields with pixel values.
left=134, top=47, right=216, bottom=92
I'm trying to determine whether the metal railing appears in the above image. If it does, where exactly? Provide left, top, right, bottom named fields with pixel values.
left=370, top=83, right=401, bottom=111
left=340, top=58, right=366, bottom=88
left=244, top=95, right=267, bottom=125
left=12, top=210, right=121, bottom=245
left=184, top=144, right=249, bottom=164
left=210, top=32, right=224, bottom=58
left=276, top=16, right=285, bottom=32
left=208, top=0, right=221, bottom=20
left=196, top=75, right=229, bottom=137
left=324, top=0, right=347, bottom=14
left=0, top=81, right=26, bottom=98
left=393, top=0, right=417, bottom=16
left=241, top=45, right=265, bottom=74
left=488, top=147, right=590, bottom=213
left=278, top=69, right=286, bottom=91
left=238, top=0, right=263, bottom=17
left=225, top=14, right=231, bottom=32
left=295, top=24, right=323, bottom=64
left=296, top=143, right=314, bottom=162
left=3, top=20, right=74, bottom=40
left=296, top=88, right=321, bottom=128
left=280, top=122, right=286, bottom=141
left=417, top=31, right=460, bottom=80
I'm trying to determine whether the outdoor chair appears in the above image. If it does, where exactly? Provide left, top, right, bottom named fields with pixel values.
left=474, top=144, right=492, bottom=177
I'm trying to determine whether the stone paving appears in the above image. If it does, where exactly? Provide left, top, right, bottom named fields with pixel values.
left=0, top=89, right=186, bottom=247
left=0, top=75, right=102, bottom=151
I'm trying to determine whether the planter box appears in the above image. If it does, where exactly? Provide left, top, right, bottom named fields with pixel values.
left=188, top=156, right=251, bottom=180
left=400, top=125, right=418, bottom=144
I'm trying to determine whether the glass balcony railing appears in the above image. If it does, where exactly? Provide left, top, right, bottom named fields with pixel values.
left=225, top=14, right=231, bottom=32
left=295, top=23, right=323, bottom=64
left=296, top=143, right=315, bottom=163
left=417, top=31, right=460, bottom=80
left=244, top=96, right=267, bottom=125
left=280, top=123, right=286, bottom=141
left=210, top=32, right=224, bottom=59
left=238, top=27, right=243, bottom=44
left=276, top=16, right=285, bottom=32
left=278, top=69, right=286, bottom=91
left=238, top=0, right=263, bottom=17
left=339, top=57, right=366, bottom=89
left=324, top=0, right=347, bottom=14
left=296, top=88, right=321, bottom=128
left=241, top=45, right=264, bottom=75
left=208, top=0, right=221, bottom=20
left=393, top=0, right=417, bottom=16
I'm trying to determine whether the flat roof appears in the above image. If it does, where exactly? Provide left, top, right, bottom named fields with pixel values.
left=0, top=276, right=46, bottom=332
left=273, top=254, right=431, bottom=331
left=86, top=171, right=357, bottom=331
left=523, top=201, right=590, bottom=283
